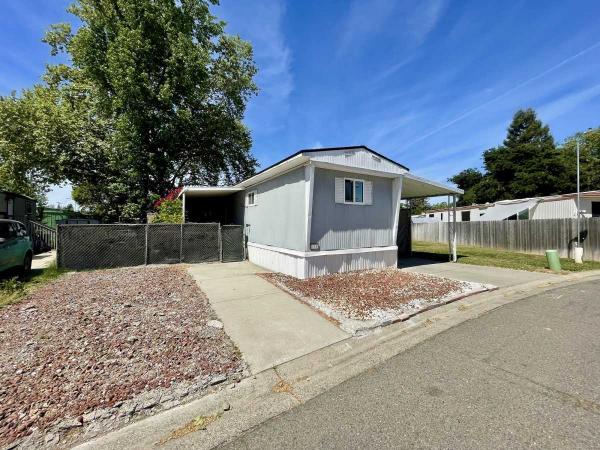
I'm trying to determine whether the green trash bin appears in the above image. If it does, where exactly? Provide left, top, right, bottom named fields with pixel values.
left=545, top=249, right=561, bottom=272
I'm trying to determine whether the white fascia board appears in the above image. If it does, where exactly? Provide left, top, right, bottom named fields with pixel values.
left=236, top=154, right=310, bottom=189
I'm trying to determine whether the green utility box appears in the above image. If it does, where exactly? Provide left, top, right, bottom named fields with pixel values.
left=545, top=249, right=561, bottom=272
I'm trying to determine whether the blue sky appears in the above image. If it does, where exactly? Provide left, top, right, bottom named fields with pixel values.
left=2, top=0, right=600, bottom=206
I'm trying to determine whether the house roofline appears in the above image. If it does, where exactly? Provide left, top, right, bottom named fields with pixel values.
left=247, top=145, right=409, bottom=183
left=0, top=190, right=36, bottom=201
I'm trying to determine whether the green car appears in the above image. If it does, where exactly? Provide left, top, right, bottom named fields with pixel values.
left=0, top=220, right=33, bottom=274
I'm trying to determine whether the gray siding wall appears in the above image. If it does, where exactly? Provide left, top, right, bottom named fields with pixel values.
left=310, top=168, right=394, bottom=251
left=243, top=167, right=306, bottom=251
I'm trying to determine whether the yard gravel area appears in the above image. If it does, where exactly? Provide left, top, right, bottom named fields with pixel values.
left=262, top=269, right=489, bottom=334
left=0, top=265, right=244, bottom=449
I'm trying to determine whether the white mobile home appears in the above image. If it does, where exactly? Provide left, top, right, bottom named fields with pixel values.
left=412, top=204, right=489, bottom=223
left=413, top=191, right=600, bottom=223
left=181, top=146, right=461, bottom=278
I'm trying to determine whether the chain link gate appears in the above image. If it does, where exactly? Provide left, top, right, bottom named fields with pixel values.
left=58, top=223, right=244, bottom=270
left=182, top=223, right=221, bottom=263
left=220, top=225, right=245, bottom=263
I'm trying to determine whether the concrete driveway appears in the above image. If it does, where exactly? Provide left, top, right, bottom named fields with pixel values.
left=188, top=262, right=349, bottom=374
left=399, top=257, right=561, bottom=287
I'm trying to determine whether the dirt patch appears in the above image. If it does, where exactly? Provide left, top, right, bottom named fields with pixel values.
left=0, top=265, right=244, bottom=449
left=261, top=269, right=490, bottom=334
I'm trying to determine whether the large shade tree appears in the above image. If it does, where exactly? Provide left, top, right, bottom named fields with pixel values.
left=2, top=0, right=258, bottom=222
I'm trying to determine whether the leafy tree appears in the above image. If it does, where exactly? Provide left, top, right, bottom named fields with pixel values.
left=558, top=127, right=600, bottom=193
left=408, top=198, right=431, bottom=214
left=429, top=201, right=449, bottom=210
left=482, top=108, right=563, bottom=199
left=1, top=0, right=259, bottom=222
left=0, top=88, right=66, bottom=201
left=449, top=168, right=483, bottom=205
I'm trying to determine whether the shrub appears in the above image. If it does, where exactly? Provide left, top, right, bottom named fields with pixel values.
left=152, top=199, right=183, bottom=223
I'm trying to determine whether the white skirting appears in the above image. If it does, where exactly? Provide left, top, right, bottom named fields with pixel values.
left=247, top=242, right=398, bottom=279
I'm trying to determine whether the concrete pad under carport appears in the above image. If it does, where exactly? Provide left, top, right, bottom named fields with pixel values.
left=398, top=257, right=561, bottom=287
left=188, top=261, right=349, bottom=374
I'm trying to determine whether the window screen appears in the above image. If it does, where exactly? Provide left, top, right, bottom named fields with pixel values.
left=354, top=181, right=364, bottom=203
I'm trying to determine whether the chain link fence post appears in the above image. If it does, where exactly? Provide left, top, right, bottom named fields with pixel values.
left=218, top=224, right=223, bottom=262
left=179, top=223, right=184, bottom=262
left=144, top=224, right=149, bottom=265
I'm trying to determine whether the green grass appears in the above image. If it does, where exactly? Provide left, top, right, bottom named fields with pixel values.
left=0, top=263, right=67, bottom=308
left=412, top=241, right=600, bottom=273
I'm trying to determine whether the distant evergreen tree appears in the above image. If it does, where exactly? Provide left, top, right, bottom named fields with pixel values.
left=482, top=109, right=563, bottom=199
left=449, top=109, right=568, bottom=204
left=448, top=168, right=484, bottom=205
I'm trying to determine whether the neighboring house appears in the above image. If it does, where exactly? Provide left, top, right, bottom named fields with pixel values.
left=531, top=191, right=600, bottom=219
left=0, top=191, right=37, bottom=222
left=181, top=146, right=461, bottom=278
left=412, top=204, right=489, bottom=223
left=412, top=191, right=600, bottom=223
left=41, top=206, right=100, bottom=228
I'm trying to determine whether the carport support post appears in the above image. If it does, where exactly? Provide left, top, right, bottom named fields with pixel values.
left=452, top=194, right=457, bottom=262
left=447, top=195, right=451, bottom=261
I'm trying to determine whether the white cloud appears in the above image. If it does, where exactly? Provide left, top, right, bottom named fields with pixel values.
left=405, top=0, right=447, bottom=44
left=338, top=0, right=397, bottom=55
left=338, top=0, right=446, bottom=58
left=218, top=0, right=293, bottom=135
left=537, top=83, right=600, bottom=122
left=399, top=39, right=600, bottom=149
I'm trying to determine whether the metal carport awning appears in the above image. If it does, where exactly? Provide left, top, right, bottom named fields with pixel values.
left=401, top=173, right=462, bottom=199
left=400, top=173, right=463, bottom=263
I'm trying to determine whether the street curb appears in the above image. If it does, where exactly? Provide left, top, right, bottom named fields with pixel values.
left=75, top=272, right=600, bottom=450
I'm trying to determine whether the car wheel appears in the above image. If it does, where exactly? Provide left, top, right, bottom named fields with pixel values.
left=22, top=252, right=33, bottom=274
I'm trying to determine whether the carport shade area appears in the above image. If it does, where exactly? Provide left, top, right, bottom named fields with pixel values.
left=182, top=187, right=243, bottom=224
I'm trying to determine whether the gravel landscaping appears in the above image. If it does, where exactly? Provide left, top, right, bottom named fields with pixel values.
left=0, top=265, right=244, bottom=449
left=261, top=269, right=490, bottom=334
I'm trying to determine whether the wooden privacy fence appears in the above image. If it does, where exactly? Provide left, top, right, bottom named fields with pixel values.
left=412, top=218, right=600, bottom=261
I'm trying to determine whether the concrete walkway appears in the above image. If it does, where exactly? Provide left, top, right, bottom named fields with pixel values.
left=399, top=257, right=560, bottom=287
left=32, top=250, right=56, bottom=270
left=187, top=262, right=349, bottom=373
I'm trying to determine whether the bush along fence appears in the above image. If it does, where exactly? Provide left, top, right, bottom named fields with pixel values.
left=57, top=223, right=245, bottom=270
left=412, top=218, right=600, bottom=262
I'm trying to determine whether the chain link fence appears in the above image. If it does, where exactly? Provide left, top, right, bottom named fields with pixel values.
left=57, top=223, right=244, bottom=270
left=221, top=225, right=245, bottom=262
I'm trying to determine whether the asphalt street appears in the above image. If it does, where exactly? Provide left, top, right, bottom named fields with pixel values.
left=222, top=279, right=600, bottom=449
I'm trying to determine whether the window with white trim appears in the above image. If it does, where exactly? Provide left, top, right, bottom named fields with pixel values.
left=246, top=190, right=257, bottom=207
left=344, top=178, right=365, bottom=204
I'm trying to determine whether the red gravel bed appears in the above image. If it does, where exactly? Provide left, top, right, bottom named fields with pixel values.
left=0, top=266, right=242, bottom=448
left=261, top=269, right=472, bottom=320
